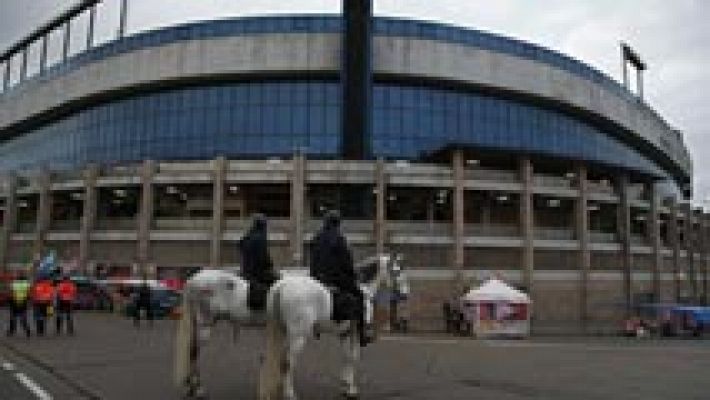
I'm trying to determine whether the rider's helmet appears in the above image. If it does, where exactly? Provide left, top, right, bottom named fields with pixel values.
left=323, top=210, right=341, bottom=229
left=252, top=213, right=267, bottom=230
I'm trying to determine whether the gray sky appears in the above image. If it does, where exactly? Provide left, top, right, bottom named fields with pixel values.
left=1, top=0, right=708, bottom=203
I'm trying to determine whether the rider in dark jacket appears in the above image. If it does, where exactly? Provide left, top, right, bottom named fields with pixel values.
left=309, top=210, right=371, bottom=346
left=239, top=214, right=278, bottom=309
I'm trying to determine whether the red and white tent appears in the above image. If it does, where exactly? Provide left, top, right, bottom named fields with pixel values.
left=461, top=279, right=531, bottom=338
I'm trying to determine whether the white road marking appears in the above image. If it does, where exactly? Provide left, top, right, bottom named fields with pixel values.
left=14, top=372, right=53, bottom=400
left=1, top=360, right=16, bottom=371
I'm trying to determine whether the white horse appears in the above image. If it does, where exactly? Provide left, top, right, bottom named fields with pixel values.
left=174, top=268, right=252, bottom=398
left=258, top=254, right=409, bottom=400
left=174, top=254, right=408, bottom=399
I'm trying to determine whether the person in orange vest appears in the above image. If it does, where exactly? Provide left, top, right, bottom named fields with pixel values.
left=32, top=277, right=55, bottom=336
left=55, top=275, right=77, bottom=335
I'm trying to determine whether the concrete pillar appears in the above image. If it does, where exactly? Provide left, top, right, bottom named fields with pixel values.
left=649, top=183, right=662, bottom=303
left=682, top=202, right=696, bottom=301
left=452, top=150, right=465, bottom=293
left=701, top=214, right=709, bottom=306
left=137, top=160, right=155, bottom=277
left=210, top=157, right=226, bottom=268
left=79, top=165, right=99, bottom=275
left=375, top=158, right=387, bottom=256
left=670, top=199, right=681, bottom=302
left=0, top=175, right=18, bottom=273
left=33, top=170, right=52, bottom=262
left=618, top=175, right=632, bottom=318
left=290, top=152, right=306, bottom=266
left=520, top=157, right=534, bottom=294
left=575, top=164, right=590, bottom=328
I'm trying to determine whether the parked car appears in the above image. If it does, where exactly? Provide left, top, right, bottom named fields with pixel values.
left=124, top=287, right=182, bottom=319
left=669, top=306, right=710, bottom=337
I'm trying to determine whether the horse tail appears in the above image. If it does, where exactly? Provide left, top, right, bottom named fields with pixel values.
left=174, top=288, right=194, bottom=388
left=259, top=283, right=286, bottom=400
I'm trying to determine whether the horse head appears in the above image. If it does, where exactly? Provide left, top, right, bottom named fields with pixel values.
left=356, top=253, right=409, bottom=299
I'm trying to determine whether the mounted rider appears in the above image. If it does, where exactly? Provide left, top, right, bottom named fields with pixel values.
left=309, top=210, right=373, bottom=346
left=239, top=214, right=278, bottom=311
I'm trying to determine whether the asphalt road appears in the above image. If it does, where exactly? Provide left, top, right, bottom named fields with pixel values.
left=2, top=313, right=710, bottom=400
left=0, top=346, right=85, bottom=400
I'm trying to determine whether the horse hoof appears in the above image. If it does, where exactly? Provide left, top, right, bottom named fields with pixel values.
left=194, top=386, right=208, bottom=399
left=341, top=392, right=359, bottom=400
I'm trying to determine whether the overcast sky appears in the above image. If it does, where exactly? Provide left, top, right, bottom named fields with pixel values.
left=1, top=0, right=708, bottom=203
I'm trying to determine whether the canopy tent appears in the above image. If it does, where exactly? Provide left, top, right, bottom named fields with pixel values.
left=462, top=279, right=531, bottom=304
left=461, top=279, right=531, bottom=338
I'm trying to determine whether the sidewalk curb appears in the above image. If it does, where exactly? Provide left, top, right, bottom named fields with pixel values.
left=0, top=339, right=104, bottom=400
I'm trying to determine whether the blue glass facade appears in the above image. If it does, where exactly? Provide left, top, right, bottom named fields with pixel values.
left=0, top=80, right=665, bottom=178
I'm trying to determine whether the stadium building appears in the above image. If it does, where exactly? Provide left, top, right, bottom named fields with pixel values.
left=0, top=1, right=704, bottom=332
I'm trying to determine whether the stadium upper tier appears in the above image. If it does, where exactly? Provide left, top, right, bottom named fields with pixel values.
left=0, top=15, right=690, bottom=187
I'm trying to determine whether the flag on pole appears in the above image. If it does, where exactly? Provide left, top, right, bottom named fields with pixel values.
left=36, top=250, right=57, bottom=279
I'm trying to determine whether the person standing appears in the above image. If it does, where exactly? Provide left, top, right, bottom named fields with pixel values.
left=31, top=276, right=55, bottom=336
left=133, top=280, right=153, bottom=327
left=309, top=210, right=372, bottom=346
left=6, top=272, right=31, bottom=338
left=55, top=275, right=77, bottom=335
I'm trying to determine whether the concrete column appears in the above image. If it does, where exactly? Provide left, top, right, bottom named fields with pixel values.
left=701, top=214, right=709, bottom=306
left=290, top=153, right=306, bottom=266
left=452, top=150, right=465, bottom=293
left=375, top=158, right=387, bottom=256
left=210, top=157, right=226, bottom=269
left=618, top=175, right=632, bottom=318
left=0, top=175, right=18, bottom=273
left=33, top=170, right=52, bottom=262
left=575, top=164, right=590, bottom=328
left=520, top=157, right=534, bottom=294
left=683, top=203, right=697, bottom=301
left=137, top=160, right=155, bottom=277
left=670, top=199, right=681, bottom=302
left=79, top=165, right=99, bottom=275
left=649, top=183, right=662, bottom=303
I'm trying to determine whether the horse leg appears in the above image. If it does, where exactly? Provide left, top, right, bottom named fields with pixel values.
left=283, top=334, right=306, bottom=400
left=340, top=323, right=361, bottom=399
left=186, top=313, right=209, bottom=399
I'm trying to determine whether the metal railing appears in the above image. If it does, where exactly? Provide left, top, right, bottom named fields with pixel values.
left=465, top=168, right=519, bottom=183
left=590, top=231, right=617, bottom=243
left=16, top=221, right=36, bottom=233
left=465, top=223, right=520, bottom=237
left=153, top=218, right=211, bottom=231
left=49, top=219, right=81, bottom=232
left=533, top=174, right=574, bottom=189
left=534, top=227, right=575, bottom=241
left=388, top=221, right=452, bottom=236
left=94, top=218, right=136, bottom=231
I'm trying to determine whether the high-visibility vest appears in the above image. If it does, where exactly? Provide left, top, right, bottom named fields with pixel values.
left=57, top=280, right=77, bottom=302
left=11, top=280, right=31, bottom=303
left=32, top=281, right=55, bottom=303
